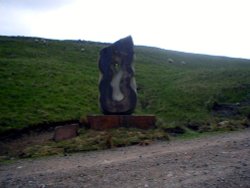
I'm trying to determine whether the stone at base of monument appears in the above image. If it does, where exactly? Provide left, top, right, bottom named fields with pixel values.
left=53, top=124, right=79, bottom=141
left=87, top=115, right=156, bottom=130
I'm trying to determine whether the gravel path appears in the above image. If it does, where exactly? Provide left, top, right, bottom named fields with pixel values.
left=1, top=129, right=250, bottom=188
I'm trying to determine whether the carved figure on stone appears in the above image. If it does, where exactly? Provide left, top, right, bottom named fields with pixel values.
left=98, top=36, right=137, bottom=115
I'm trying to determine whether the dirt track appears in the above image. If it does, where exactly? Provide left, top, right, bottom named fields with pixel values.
left=1, top=129, right=250, bottom=188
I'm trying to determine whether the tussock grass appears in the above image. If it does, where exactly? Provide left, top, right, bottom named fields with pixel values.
left=3, top=128, right=169, bottom=159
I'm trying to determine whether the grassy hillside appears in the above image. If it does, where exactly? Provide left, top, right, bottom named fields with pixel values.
left=1, top=36, right=250, bottom=133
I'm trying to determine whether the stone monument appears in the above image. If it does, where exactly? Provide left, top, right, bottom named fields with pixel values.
left=99, top=36, right=137, bottom=115
left=87, top=36, right=155, bottom=130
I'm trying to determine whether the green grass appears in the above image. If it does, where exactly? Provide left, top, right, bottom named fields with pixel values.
left=1, top=35, right=250, bottom=161
left=0, top=37, right=102, bottom=132
left=135, top=47, right=250, bottom=123
left=1, top=36, right=250, bottom=133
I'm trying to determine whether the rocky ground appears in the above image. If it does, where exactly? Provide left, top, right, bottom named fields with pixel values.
left=0, top=129, right=250, bottom=188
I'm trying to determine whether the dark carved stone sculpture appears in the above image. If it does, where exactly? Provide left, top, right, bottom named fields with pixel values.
left=98, top=36, right=137, bottom=115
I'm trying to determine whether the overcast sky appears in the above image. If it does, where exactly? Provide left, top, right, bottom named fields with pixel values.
left=1, top=0, right=250, bottom=59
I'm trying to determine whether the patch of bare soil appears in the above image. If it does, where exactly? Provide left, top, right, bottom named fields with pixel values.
left=0, top=131, right=54, bottom=157
left=0, top=120, right=79, bottom=158
left=1, top=129, right=250, bottom=188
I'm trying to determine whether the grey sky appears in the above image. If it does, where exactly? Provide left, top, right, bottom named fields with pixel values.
left=1, top=0, right=71, bottom=10
left=1, top=0, right=250, bottom=59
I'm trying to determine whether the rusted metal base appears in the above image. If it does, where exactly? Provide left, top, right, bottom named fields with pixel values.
left=87, top=115, right=156, bottom=130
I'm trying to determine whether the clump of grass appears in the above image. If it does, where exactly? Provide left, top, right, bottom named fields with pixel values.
left=13, top=128, right=169, bottom=159
left=239, top=106, right=250, bottom=118
left=158, top=117, right=250, bottom=139
left=210, top=119, right=249, bottom=132
left=185, top=120, right=212, bottom=133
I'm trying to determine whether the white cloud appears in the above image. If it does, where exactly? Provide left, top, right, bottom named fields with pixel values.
left=0, top=0, right=250, bottom=59
left=0, top=0, right=72, bottom=10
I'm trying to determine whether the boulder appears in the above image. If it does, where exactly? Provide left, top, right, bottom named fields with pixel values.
left=53, top=124, right=79, bottom=141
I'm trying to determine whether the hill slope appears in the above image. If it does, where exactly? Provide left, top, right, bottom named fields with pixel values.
left=1, top=36, right=250, bottom=133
